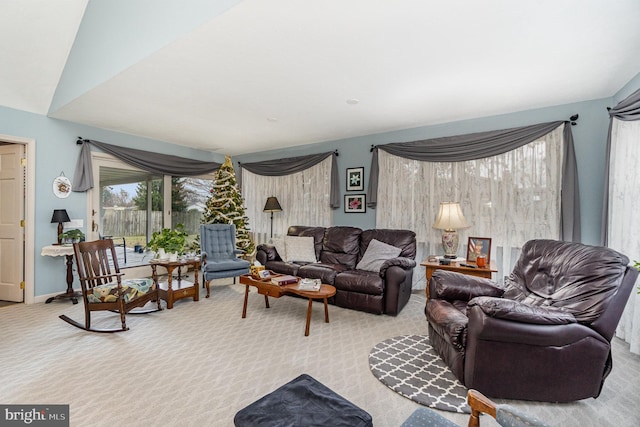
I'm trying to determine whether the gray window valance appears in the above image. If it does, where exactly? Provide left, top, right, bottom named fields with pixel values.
left=238, top=151, right=340, bottom=209
left=367, top=121, right=581, bottom=242
left=601, top=88, right=640, bottom=245
left=72, top=139, right=221, bottom=192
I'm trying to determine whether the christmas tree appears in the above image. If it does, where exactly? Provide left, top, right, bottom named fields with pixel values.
left=202, top=156, right=255, bottom=255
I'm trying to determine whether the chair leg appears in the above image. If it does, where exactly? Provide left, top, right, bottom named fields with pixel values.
left=206, top=280, right=211, bottom=298
left=118, top=301, right=127, bottom=331
left=84, top=305, right=91, bottom=330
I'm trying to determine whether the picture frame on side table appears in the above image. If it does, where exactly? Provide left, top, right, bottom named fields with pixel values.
left=466, top=237, right=492, bottom=263
left=346, top=167, right=364, bottom=191
left=345, top=194, right=366, bottom=213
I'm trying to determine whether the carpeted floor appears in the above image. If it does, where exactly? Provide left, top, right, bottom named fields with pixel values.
left=1, top=282, right=640, bottom=426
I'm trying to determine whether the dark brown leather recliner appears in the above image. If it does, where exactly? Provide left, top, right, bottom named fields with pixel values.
left=425, top=239, right=637, bottom=402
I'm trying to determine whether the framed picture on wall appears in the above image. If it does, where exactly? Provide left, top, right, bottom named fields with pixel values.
left=345, top=194, right=366, bottom=213
left=466, top=237, right=492, bottom=263
left=346, top=167, right=364, bottom=191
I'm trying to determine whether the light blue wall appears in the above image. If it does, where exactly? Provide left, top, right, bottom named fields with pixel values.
left=0, top=105, right=223, bottom=298
left=234, top=97, right=613, bottom=246
left=613, top=72, right=640, bottom=103
left=3, top=72, right=640, bottom=299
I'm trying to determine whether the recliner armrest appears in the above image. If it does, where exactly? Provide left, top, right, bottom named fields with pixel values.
left=430, top=270, right=503, bottom=302
left=379, top=257, right=416, bottom=277
left=469, top=296, right=577, bottom=325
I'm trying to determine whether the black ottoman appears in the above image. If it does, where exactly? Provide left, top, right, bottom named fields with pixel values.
left=234, top=374, right=373, bottom=427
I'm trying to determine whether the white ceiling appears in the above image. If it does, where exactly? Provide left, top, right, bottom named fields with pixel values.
left=2, top=0, right=640, bottom=156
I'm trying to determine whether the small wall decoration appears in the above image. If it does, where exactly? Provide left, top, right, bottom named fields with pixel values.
left=52, top=172, right=72, bottom=198
left=346, top=167, right=364, bottom=191
left=466, top=237, right=492, bottom=263
left=345, top=194, right=366, bottom=213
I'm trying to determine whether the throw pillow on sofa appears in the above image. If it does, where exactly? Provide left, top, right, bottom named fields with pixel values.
left=356, top=239, right=402, bottom=272
left=270, top=237, right=287, bottom=260
left=284, top=235, right=317, bottom=263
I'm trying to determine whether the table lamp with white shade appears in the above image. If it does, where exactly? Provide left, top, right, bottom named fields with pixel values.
left=432, top=202, right=469, bottom=259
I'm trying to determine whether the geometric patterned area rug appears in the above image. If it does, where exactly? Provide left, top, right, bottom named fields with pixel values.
left=369, top=335, right=470, bottom=413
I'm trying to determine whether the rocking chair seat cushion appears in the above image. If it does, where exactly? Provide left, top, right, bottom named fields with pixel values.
left=87, top=278, right=155, bottom=303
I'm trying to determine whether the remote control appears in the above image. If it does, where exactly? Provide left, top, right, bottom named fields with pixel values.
left=460, top=263, right=477, bottom=268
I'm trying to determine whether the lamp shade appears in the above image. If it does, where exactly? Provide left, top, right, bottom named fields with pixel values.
left=263, top=197, right=283, bottom=213
left=51, top=209, right=70, bottom=224
left=432, top=202, right=469, bottom=230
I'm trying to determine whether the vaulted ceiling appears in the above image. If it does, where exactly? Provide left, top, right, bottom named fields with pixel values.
left=2, top=0, right=640, bottom=155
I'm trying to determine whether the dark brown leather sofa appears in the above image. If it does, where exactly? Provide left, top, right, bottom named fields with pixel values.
left=256, top=226, right=416, bottom=315
left=425, top=239, right=637, bottom=402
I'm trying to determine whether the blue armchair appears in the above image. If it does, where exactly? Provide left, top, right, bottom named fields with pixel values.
left=200, top=224, right=251, bottom=298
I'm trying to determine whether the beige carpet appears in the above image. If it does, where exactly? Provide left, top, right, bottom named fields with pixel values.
left=1, top=281, right=639, bottom=427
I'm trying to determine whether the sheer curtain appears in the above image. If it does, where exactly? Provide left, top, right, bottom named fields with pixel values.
left=608, top=118, right=640, bottom=354
left=242, top=157, right=333, bottom=245
left=376, top=126, right=563, bottom=289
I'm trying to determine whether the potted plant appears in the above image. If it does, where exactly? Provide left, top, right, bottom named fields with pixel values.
left=147, top=224, right=188, bottom=261
left=59, top=229, right=85, bottom=245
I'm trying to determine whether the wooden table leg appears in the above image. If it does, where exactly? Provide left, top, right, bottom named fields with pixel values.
left=193, top=266, right=200, bottom=302
left=323, top=297, right=330, bottom=323
left=305, top=298, right=313, bottom=336
left=242, top=285, right=249, bottom=318
left=166, top=265, right=175, bottom=309
left=264, top=295, right=270, bottom=308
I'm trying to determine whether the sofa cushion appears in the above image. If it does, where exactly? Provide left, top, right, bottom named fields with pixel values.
left=334, top=270, right=384, bottom=295
left=288, top=226, right=327, bottom=261
left=356, top=239, right=402, bottom=273
left=297, top=263, right=347, bottom=284
left=360, top=229, right=416, bottom=261
left=284, top=235, right=317, bottom=263
left=319, top=226, right=362, bottom=268
left=268, top=237, right=287, bottom=261
left=264, top=260, right=300, bottom=276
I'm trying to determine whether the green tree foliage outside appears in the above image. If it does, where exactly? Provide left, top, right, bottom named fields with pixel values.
left=132, top=178, right=189, bottom=212
left=201, top=156, right=255, bottom=255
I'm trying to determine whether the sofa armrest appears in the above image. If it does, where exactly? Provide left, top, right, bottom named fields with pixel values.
left=256, top=244, right=281, bottom=263
left=468, top=297, right=576, bottom=325
left=430, top=270, right=504, bottom=302
left=379, top=256, right=416, bottom=277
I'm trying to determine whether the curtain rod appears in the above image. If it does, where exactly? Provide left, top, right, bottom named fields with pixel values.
left=569, top=114, right=579, bottom=126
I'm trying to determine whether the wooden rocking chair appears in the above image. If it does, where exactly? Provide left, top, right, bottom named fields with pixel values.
left=59, top=239, right=162, bottom=333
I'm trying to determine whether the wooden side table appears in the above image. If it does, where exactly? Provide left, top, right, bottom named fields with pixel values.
left=41, top=245, right=80, bottom=304
left=150, top=258, right=201, bottom=309
left=420, top=258, right=497, bottom=299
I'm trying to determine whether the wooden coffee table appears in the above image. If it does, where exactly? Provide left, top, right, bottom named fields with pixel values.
left=239, top=273, right=337, bottom=336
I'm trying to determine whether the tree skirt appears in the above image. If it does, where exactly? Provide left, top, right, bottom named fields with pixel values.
left=368, top=335, right=470, bottom=413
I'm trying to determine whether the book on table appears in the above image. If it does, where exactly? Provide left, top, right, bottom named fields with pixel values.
left=298, top=278, right=321, bottom=291
left=271, top=275, right=299, bottom=285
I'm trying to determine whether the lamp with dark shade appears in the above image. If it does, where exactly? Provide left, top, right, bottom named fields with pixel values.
left=51, top=209, right=70, bottom=245
left=263, top=197, right=283, bottom=238
left=432, top=202, right=469, bottom=259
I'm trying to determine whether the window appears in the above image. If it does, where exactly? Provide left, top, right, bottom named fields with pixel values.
left=89, top=153, right=213, bottom=267
left=242, top=157, right=333, bottom=244
left=607, top=118, right=640, bottom=354
left=376, top=126, right=564, bottom=287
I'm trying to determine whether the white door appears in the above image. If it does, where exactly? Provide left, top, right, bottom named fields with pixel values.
left=0, top=144, right=25, bottom=301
